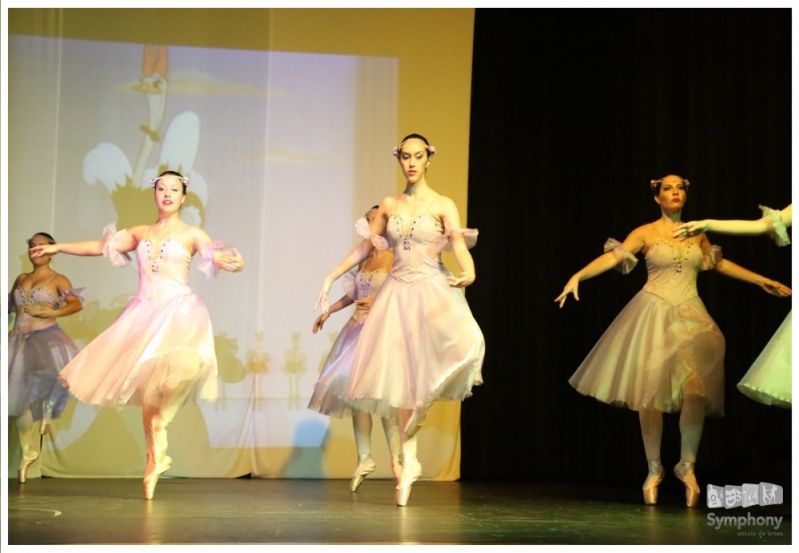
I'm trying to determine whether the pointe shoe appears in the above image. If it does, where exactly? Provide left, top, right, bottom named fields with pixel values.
left=143, top=455, right=172, bottom=500
left=350, top=458, right=376, bottom=492
left=642, top=460, right=665, bottom=505
left=674, top=461, right=701, bottom=507
left=40, top=419, right=51, bottom=436
left=395, top=459, right=422, bottom=507
left=18, top=452, right=39, bottom=484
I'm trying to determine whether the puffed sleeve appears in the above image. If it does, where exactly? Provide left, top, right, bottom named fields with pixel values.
left=759, top=205, right=791, bottom=247
left=354, top=216, right=389, bottom=250
left=196, top=240, right=233, bottom=279
left=432, top=227, right=479, bottom=255
left=101, top=223, right=132, bottom=267
left=604, top=238, right=638, bottom=274
left=700, top=245, right=723, bottom=271
left=55, top=287, right=86, bottom=307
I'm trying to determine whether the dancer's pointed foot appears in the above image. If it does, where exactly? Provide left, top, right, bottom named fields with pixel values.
left=395, top=459, right=422, bottom=507
left=642, top=460, right=665, bottom=505
left=18, top=451, right=39, bottom=484
left=674, top=461, right=701, bottom=507
left=143, top=455, right=172, bottom=500
left=350, top=458, right=376, bottom=493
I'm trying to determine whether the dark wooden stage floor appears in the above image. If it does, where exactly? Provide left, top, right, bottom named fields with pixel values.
left=8, top=477, right=791, bottom=545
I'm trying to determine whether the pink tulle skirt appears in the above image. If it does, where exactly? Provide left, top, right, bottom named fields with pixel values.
left=346, top=272, right=485, bottom=433
left=308, top=317, right=364, bottom=417
left=59, top=293, right=218, bottom=406
left=569, top=290, right=725, bottom=415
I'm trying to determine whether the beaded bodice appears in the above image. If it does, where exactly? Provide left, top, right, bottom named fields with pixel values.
left=642, top=240, right=708, bottom=305
left=385, top=213, right=446, bottom=284
left=135, top=238, right=192, bottom=303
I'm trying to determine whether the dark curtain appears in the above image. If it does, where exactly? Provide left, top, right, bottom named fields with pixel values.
left=463, top=8, right=791, bottom=489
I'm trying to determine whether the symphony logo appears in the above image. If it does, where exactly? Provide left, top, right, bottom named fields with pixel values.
left=706, top=482, right=783, bottom=509
left=706, top=512, right=784, bottom=531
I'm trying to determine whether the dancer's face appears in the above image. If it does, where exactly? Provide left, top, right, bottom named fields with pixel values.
left=397, top=138, right=429, bottom=184
left=153, top=175, right=186, bottom=213
left=28, top=234, right=52, bottom=266
left=655, top=175, right=687, bottom=211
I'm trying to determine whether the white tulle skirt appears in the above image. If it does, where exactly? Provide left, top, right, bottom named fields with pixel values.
left=569, top=290, right=726, bottom=415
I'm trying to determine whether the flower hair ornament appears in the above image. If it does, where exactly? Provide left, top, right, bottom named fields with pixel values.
left=392, top=142, right=437, bottom=159
left=649, top=176, right=690, bottom=191
left=151, top=174, right=190, bottom=187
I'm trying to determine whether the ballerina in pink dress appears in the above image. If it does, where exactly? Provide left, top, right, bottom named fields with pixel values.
left=30, top=170, right=244, bottom=500
left=555, top=175, right=790, bottom=508
left=309, top=206, right=402, bottom=491
left=9, top=232, right=83, bottom=482
left=316, top=134, right=485, bottom=506
left=675, top=205, right=792, bottom=407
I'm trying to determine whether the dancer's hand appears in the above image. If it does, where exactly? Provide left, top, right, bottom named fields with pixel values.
left=29, top=244, right=59, bottom=258
left=448, top=271, right=475, bottom=288
left=555, top=275, right=580, bottom=308
left=673, top=220, right=708, bottom=239
left=315, top=278, right=332, bottom=314
left=312, top=312, right=329, bottom=333
left=214, top=248, right=244, bottom=272
left=758, top=278, right=792, bottom=298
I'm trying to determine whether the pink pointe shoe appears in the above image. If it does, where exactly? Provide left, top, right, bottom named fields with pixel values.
left=642, top=460, right=665, bottom=505
left=674, top=461, right=701, bottom=507
left=143, top=455, right=172, bottom=500
left=395, top=459, right=422, bottom=507
left=350, top=458, right=376, bottom=493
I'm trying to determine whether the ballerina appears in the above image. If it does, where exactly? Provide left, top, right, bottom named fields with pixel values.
left=316, top=134, right=484, bottom=506
left=309, top=206, right=402, bottom=490
left=30, top=170, right=244, bottom=499
left=556, top=175, right=790, bottom=507
left=9, top=232, right=83, bottom=482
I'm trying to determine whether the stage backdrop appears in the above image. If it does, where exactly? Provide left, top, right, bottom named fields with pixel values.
left=6, top=8, right=476, bottom=480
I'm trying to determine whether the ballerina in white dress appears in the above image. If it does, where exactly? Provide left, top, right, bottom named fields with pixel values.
left=315, top=134, right=485, bottom=506
left=309, top=207, right=402, bottom=491
left=556, top=175, right=790, bottom=507
left=31, top=170, right=244, bottom=499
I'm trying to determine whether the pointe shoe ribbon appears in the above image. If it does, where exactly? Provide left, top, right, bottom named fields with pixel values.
left=350, top=458, right=376, bottom=493
left=143, top=455, right=173, bottom=500
left=395, top=460, right=422, bottom=507
left=674, top=461, right=701, bottom=507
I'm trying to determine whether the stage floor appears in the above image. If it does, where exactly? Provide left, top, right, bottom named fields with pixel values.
left=8, top=478, right=791, bottom=545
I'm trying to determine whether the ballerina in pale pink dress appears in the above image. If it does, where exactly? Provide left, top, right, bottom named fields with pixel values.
left=555, top=175, right=790, bottom=507
left=30, top=170, right=244, bottom=500
left=9, top=232, right=83, bottom=482
left=309, top=206, right=402, bottom=491
left=316, top=134, right=485, bottom=506
left=675, top=205, right=792, bottom=407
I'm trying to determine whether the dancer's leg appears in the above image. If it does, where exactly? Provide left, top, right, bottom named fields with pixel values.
left=639, top=408, right=664, bottom=504
left=395, top=409, right=422, bottom=506
left=16, top=410, right=41, bottom=482
left=674, top=375, right=705, bottom=507
left=350, top=410, right=376, bottom=492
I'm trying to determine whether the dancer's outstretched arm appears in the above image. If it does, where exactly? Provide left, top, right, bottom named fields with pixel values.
left=675, top=205, right=792, bottom=238
left=555, top=226, right=646, bottom=308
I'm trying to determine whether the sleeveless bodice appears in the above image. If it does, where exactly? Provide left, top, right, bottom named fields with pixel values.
left=12, top=287, right=60, bottom=334
left=135, top=238, right=193, bottom=303
left=386, top=213, right=446, bottom=284
left=642, top=240, right=705, bottom=305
